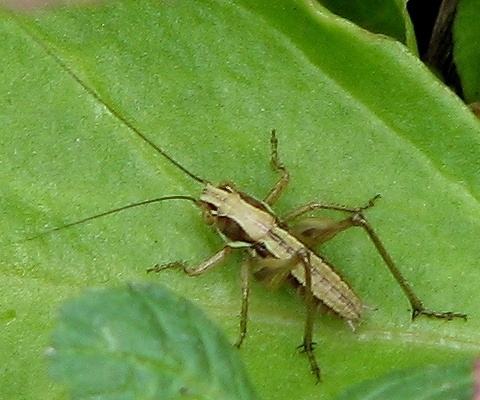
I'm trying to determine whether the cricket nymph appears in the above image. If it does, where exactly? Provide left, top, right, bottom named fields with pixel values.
left=34, top=130, right=466, bottom=383
left=198, top=182, right=362, bottom=325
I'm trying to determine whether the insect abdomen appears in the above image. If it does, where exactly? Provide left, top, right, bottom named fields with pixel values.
left=290, top=255, right=362, bottom=324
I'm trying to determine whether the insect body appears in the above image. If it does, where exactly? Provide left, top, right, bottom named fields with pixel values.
left=184, top=178, right=364, bottom=378
left=32, top=128, right=466, bottom=382
left=195, top=179, right=365, bottom=325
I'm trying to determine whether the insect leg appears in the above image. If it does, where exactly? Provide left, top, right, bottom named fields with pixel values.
left=284, top=198, right=466, bottom=321
left=283, top=196, right=380, bottom=247
left=235, top=257, right=252, bottom=348
left=282, top=195, right=380, bottom=224
left=150, top=245, right=258, bottom=350
left=349, top=213, right=466, bottom=321
left=298, top=248, right=321, bottom=383
left=264, top=130, right=290, bottom=206
left=147, top=246, right=232, bottom=276
left=254, top=250, right=320, bottom=382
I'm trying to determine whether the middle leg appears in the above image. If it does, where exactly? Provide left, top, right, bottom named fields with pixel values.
left=253, top=249, right=320, bottom=382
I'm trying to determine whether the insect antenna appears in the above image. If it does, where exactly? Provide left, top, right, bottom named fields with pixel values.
left=22, top=29, right=207, bottom=185
left=122, top=128, right=207, bottom=185
left=23, top=195, right=198, bottom=241
left=88, top=98, right=208, bottom=185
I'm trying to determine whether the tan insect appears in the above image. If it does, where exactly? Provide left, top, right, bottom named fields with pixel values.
left=33, top=127, right=466, bottom=382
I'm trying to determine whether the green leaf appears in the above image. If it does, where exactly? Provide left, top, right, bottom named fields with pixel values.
left=2, top=0, right=480, bottom=399
left=334, top=360, right=473, bottom=400
left=48, top=283, right=258, bottom=400
left=453, top=0, right=480, bottom=102
left=318, top=0, right=417, bottom=50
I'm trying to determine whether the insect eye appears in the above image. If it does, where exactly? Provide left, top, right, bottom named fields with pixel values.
left=203, top=212, right=216, bottom=225
left=198, top=201, right=217, bottom=223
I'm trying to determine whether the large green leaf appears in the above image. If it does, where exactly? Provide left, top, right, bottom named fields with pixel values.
left=2, top=0, right=480, bottom=399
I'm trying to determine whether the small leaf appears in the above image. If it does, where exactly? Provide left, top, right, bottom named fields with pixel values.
left=334, top=359, right=474, bottom=400
left=48, top=283, right=258, bottom=400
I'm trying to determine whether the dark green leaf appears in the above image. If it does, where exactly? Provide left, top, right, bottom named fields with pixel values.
left=453, top=0, right=480, bottom=102
left=49, top=283, right=258, bottom=400
left=334, top=360, right=473, bottom=400
left=318, top=0, right=417, bottom=48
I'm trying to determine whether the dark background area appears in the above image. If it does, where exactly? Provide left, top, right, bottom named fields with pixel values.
left=408, top=0, right=463, bottom=97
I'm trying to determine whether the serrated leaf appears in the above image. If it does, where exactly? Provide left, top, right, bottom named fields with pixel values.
left=334, top=360, right=473, bottom=400
left=2, top=0, right=480, bottom=399
left=453, top=0, right=480, bottom=102
left=48, top=283, right=258, bottom=400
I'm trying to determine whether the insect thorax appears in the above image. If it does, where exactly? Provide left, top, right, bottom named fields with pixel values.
left=199, top=183, right=278, bottom=246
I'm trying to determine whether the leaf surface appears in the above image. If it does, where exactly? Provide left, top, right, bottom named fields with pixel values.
left=2, top=1, right=480, bottom=399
